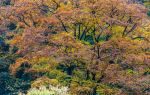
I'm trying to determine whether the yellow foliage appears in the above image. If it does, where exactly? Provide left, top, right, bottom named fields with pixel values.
left=31, top=76, right=59, bottom=88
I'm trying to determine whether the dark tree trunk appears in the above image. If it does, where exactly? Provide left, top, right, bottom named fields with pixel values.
left=97, top=46, right=100, bottom=59
left=92, top=73, right=96, bottom=81
left=86, top=70, right=90, bottom=80
left=74, top=25, right=77, bottom=39
left=78, top=24, right=81, bottom=39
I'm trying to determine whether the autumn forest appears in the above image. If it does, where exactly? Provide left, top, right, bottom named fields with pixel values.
left=0, top=0, right=150, bottom=95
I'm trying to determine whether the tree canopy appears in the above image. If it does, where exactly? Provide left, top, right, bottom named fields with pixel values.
left=0, top=0, right=150, bottom=95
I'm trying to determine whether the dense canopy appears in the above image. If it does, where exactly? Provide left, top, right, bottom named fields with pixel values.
left=0, top=0, right=150, bottom=95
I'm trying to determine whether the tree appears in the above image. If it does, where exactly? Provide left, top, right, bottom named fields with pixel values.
left=0, top=0, right=149, bottom=94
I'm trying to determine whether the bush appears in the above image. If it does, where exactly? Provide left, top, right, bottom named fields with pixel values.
left=25, top=85, right=70, bottom=95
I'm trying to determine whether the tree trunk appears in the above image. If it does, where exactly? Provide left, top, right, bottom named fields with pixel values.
left=92, top=73, right=96, bottom=81
left=86, top=70, right=90, bottom=80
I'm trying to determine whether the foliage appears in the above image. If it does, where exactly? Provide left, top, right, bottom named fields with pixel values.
left=0, top=0, right=149, bottom=95
left=25, top=85, right=70, bottom=95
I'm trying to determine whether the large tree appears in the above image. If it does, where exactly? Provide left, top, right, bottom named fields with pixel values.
left=0, top=0, right=149, bottom=94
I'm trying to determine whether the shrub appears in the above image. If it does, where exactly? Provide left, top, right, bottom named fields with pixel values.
left=26, top=85, right=70, bottom=95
